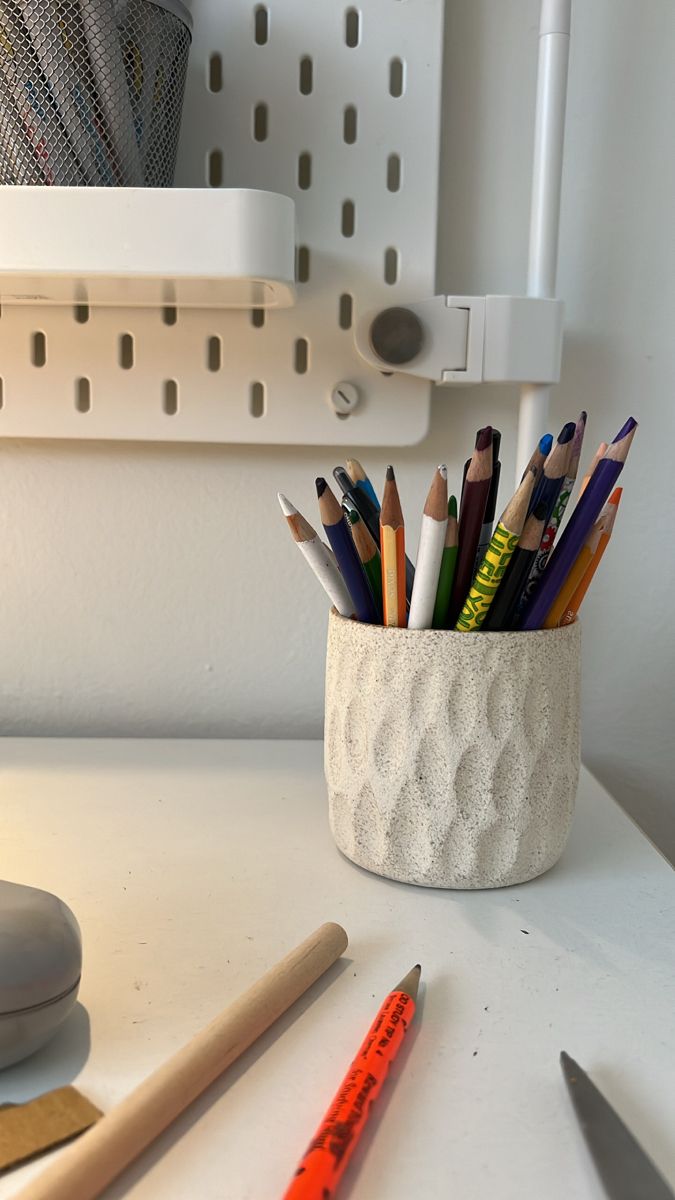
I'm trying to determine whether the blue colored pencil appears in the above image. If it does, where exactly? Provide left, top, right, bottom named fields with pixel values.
left=346, top=458, right=380, bottom=510
left=528, top=421, right=576, bottom=520
left=520, top=417, right=637, bottom=630
left=316, top=477, right=378, bottom=623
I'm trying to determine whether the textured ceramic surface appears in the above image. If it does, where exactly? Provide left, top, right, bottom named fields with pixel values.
left=325, top=610, right=581, bottom=889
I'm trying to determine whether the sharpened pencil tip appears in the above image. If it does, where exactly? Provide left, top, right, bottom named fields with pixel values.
left=614, top=416, right=638, bottom=440
left=395, top=963, right=421, bottom=1000
left=315, top=477, right=328, bottom=497
left=448, top=494, right=457, bottom=518
left=540, top=433, right=553, bottom=454
left=475, top=425, right=492, bottom=451
left=385, top=465, right=395, bottom=482
left=579, top=410, right=588, bottom=424
left=277, top=493, right=297, bottom=516
left=558, top=421, right=576, bottom=444
left=438, top=464, right=447, bottom=479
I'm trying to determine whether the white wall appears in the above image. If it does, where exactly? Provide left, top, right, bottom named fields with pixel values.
left=0, top=1, right=673, bottom=854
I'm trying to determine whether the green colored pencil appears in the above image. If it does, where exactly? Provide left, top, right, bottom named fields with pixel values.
left=432, top=495, right=458, bottom=629
left=346, top=508, right=383, bottom=619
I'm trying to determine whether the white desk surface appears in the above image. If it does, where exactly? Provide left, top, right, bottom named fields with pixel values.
left=0, top=739, right=673, bottom=1200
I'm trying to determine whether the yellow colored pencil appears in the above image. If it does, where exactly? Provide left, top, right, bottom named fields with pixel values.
left=455, top=467, right=536, bottom=631
left=380, top=466, right=406, bottom=627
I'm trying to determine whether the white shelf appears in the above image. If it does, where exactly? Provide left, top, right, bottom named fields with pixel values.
left=0, top=187, right=296, bottom=309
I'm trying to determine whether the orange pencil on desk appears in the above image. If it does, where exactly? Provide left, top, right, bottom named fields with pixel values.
left=380, top=465, right=407, bottom=627
left=281, top=964, right=421, bottom=1199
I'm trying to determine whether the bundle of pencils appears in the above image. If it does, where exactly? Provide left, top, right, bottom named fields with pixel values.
left=279, top=416, right=637, bottom=633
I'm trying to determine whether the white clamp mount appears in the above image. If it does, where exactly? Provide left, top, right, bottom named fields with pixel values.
left=353, top=294, right=564, bottom=386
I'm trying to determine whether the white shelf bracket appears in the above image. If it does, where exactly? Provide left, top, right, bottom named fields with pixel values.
left=354, top=294, right=564, bottom=386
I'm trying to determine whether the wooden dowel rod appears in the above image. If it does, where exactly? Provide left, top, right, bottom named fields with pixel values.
left=16, top=922, right=348, bottom=1200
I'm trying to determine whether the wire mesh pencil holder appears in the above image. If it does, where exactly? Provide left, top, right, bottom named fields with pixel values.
left=0, top=0, right=191, bottom=188
left=324, top=609, right=581, bottom=889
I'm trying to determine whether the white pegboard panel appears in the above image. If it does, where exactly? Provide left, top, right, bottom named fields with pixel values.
left=0, top=0, right=444, bottom=444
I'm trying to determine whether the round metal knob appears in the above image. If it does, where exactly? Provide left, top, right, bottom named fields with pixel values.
left=368, top=306, right=425, bottom=366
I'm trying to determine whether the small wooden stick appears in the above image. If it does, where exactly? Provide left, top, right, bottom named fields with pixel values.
left=16, top=923, right=348, bottom=1200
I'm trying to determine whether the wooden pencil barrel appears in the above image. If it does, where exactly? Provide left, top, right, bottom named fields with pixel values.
left=324, top=609, right=581, bottom=889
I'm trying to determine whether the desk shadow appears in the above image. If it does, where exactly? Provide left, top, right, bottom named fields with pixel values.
left=102, top=955, right=350, bottom=1200
left=0, top=1003, right=91, bottom=1104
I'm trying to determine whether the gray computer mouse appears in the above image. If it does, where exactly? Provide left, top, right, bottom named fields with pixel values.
left=0, top=880, right=81, bottom=1069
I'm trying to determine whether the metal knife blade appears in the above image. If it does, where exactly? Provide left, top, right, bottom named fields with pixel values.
left=561, top=1051, right=675, bottom=1200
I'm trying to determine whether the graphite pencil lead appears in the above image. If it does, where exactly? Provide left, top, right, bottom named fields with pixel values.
left=395, top=964, right=421, bottom=1000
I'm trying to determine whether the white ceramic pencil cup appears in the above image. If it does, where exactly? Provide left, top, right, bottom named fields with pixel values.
left=325, top=609, right=581, bottom=889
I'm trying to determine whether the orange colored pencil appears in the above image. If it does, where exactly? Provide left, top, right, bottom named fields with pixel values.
left=281, top=965, right=421, bottom=1200
left=545, top=488, right=622, bottom=628
left=380, top=466, right=407, bottom=627
left=560, top=489, right=622, bottom=626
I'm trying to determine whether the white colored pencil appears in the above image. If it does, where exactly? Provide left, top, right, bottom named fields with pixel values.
left=278, top=494, right=354, bottom=617
left=407, top=465, right=448, bottom=630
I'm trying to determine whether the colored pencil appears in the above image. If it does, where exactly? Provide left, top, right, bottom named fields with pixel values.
left=281, top=965, right=421, bottom=1200
left=18, top=923, right=349, bottom=1200
left=380, top=466, right=407, bottom=627
left=552, top=488, right=622, bottom=628
left=528, top=420, right=576, bottom=518
left=474, top=429, right=502, bottom=571
left=333, top=465, right=415, bottom=602
left=278, top=494, right=355, bottom=617
left=448, top=426, right=493, bottom=624
left=579, top=441, right=608, bottom=496
left=346, top=508, right=383, bottom=619
left=522, top=432, right=554, bottom=485
left=346, top=457, right=380, bottom=510
left=482, top=501, right=549, bottom=631
left=432, top=495, right=458, bottom=629
left=408, top=465, right=449, bottom=629
left=520, top=417, right=637, bottom=630
left=455, top=467, right=536, bottom=631
left=520, top=412, right=587, bottom=609
left=316, top=479, right=378, bottom=624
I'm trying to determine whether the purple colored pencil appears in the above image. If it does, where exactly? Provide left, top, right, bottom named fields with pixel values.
left=520, top=417, right=637, bottom=630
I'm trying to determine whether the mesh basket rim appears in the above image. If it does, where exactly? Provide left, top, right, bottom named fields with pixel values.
left=143, top=0, right=193, bottom=35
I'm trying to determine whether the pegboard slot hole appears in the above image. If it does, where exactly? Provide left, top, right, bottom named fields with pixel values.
left=207, top=336, right=222, bottom=371
left=254, top=5, right=269, bottom=45
left=75, top=377, right=91, bottom=413
left=384, top=246, right=400, bottom=284
left=299, top=56, right=313, bottom=95
left=253, top=102, right=268, bottom=141
left=249, top=381, right=265, bottom=417
left=298, top=151, right=312, bottom=190
left=208, top=149, right=223, bottom=187
left=119, top=333, right=134, bottom=369
left=162, top=305, right=177, bottom=326
left=251, top=308, right=266, bottom=328
left=294, top=338, right=309, bottom=374
left=296, top=245, right=310, bottom=283
left=387, top=153, right=401, bottom=192
left=345, top=8, right=360, bottom=47
left=389, top=57, right=405, bottom=98
left=208, top=53, right=223, bottom=92
left=31, top=331, right=47, bottom=367
left=343, top=105, right=357, bottom=144
left=341, top=199, right=355, bottom=237
left=338, top=293, right=353, bottom=330
left=74, top=303, right=89, bottom=324
left=163, top=380, right=179, bottom=415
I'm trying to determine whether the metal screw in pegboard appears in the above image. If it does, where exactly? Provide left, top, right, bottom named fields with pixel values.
left=329, top=382, right=360, bottom=419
